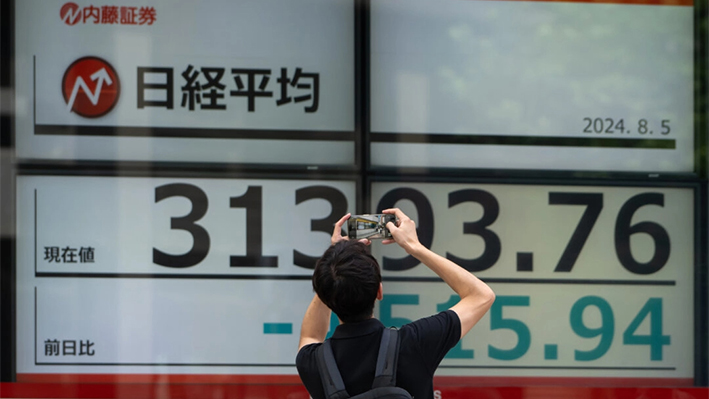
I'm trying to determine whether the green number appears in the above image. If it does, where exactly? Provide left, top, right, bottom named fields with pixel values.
left=488, top=296, right=531, bottom=360
left=622, top=298, right=670, bottom=361
left=437, top=295, right=474, bottom=359
left=380, top=294, right=419, bottom=328
left=569, top=296, right=614, bottom=361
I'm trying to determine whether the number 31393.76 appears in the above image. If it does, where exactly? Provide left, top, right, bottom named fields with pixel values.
left=153, top=184, right=675, bottom=276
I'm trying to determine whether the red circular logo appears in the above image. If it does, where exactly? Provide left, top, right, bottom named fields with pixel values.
left=60, top=2, right=81, bottom=26
left=62, top=57, right=121, bottom=118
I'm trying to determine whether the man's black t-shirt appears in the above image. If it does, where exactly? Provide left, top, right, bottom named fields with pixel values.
left=296, top=310, right=461, bottom=399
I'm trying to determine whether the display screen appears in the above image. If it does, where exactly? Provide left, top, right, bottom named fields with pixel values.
left=370, top=181, right=694, bottom=382
left=18, top=176, right=693, bottom=383
left=16, top=176, right=355, bottom=375
left=369, top=0, right=694, bottom=173
left=14, top=0, right=355, bottom=165
left=7, top=0, right=702, bottom=390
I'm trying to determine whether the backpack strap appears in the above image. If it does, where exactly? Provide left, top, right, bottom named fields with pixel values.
left=372, top=328, right=400, bottom=389
left=316, top=340, right=350, bottom=399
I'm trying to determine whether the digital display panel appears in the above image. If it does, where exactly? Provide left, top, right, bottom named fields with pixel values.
left=14, top=0, right=355, bottom=165
left=15, top=176, right=695, bottom=385
left=16, top=175, right=356, bottom=375
left=8, top=0, right=703, bottom=390
left=369, top=181, right=694, bottom=382
left=369, top=0, right=694, bottom=173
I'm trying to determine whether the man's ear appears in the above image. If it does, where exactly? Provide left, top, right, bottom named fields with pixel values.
left=376, top=283, right=383, bottom=300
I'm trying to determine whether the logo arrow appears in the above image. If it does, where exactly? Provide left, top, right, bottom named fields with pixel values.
left=66, top=68, right=114, bottom=112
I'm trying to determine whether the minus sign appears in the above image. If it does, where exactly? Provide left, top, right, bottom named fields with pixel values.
left=263, top=323, right=293, bottom=334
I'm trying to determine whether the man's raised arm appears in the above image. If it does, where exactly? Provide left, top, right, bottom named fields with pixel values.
left=298, top=294, right=331, bottom=351
left=383, top=208, right=495, bottom=338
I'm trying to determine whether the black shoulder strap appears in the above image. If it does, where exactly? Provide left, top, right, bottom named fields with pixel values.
left=316, top=328, right=401, bottom=398
left=372, top=328, right=400, bottom=389
left=316, top=340, right=350, bottom=399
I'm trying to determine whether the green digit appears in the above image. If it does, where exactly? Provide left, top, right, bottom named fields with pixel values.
left=380, top=295, right=419, bottom=328
left=488, top=296, right=531, bottom=360
left=623, top=298, right=670, bottom=361
left=437, top=295, right=474, bottom=359
left=569, top=296, right=614, bottom=361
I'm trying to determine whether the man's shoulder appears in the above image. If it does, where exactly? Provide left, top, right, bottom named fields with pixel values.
left=399, top=310, right=461, bottom=336
left=380, top=311, right=463, bottom=396
left=396, top=310, right=461, bottom=369
left=296, top=342, right=322, bottom=366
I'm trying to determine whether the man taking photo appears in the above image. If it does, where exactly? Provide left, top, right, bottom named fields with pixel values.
left=296, top=208, right=495, bottom=399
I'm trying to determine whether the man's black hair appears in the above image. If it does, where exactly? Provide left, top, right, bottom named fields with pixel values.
left=313, top=240, right=382, bottom=323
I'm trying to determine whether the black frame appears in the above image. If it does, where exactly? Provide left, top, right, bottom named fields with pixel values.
left=1, top=0, right=707, bottom=386
left=1, top=0, right=16, bottom=383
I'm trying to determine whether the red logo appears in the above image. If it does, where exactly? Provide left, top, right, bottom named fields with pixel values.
left=60, top=2, right=81, bottom=26
left=62, top=57, right=120, bottom=118
left=59, top=3, right=156, bottom=26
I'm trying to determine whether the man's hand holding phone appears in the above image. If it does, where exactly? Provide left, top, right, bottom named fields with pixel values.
left=382, top=208, right=422, bottom=255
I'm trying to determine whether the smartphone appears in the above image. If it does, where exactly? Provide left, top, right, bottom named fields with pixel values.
left=347, top=214, right=397, bottom=240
